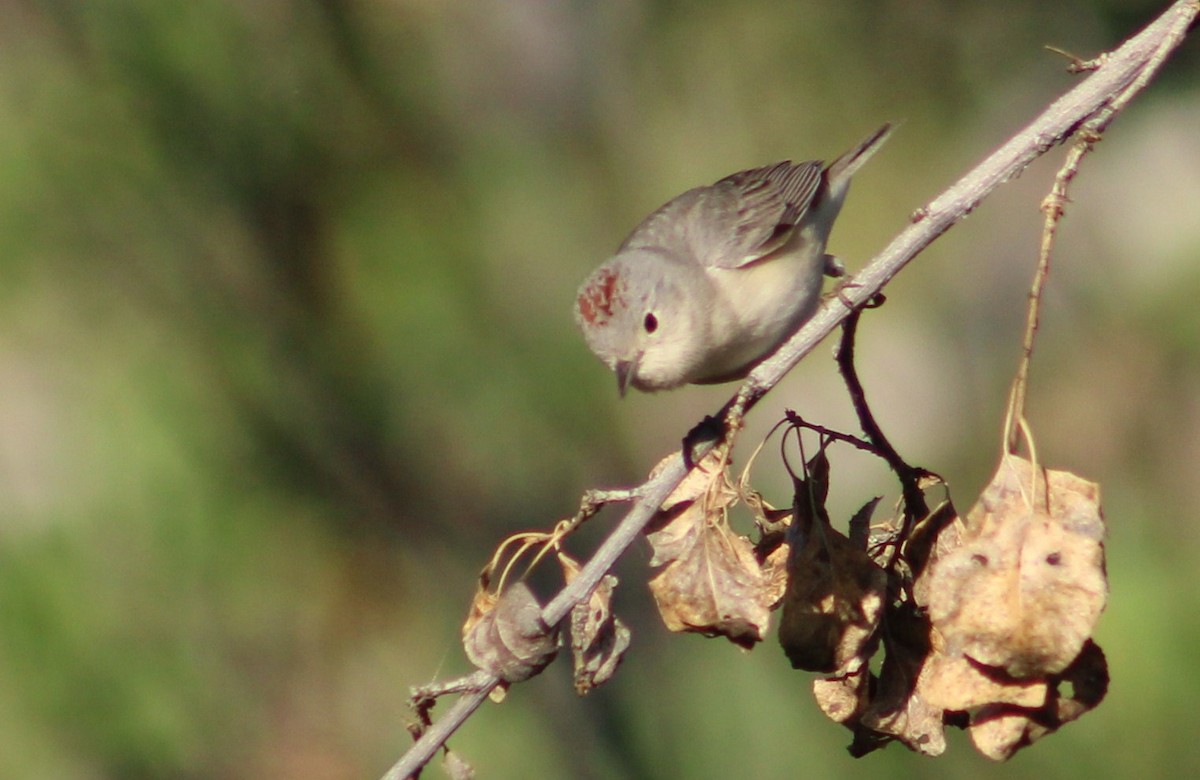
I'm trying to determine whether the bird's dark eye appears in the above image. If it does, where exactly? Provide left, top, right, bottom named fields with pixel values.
left=643, top=312, right=658, bottom=333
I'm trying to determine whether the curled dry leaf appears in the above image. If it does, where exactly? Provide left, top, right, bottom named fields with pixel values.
left=896, top=454, right=1111, bottom=761
left=926, top=454, right=1107, bottom=678
left=646, top=449, right=772, bottom=648
left=813, top=667, right=870, bottom=726
left=815, top=667, right=898, bottom=759
left=967, top=640, right=1109, bottom=761
left=847, top=496, right=883, bottom=550
left=560, top=553, right=631, bottom=695
left=919, top=650, right=1048, bottom=713
left=462, top=579, right=559, bottom=684
left=778, top=453, right=886, bottom=673
left=855, top=606, right=946, bottom=757
left=907, top=500, right=964, bottom=609
left=778, top=529, right=885, bottom=673
left=756, top=541, right=791, bottom=613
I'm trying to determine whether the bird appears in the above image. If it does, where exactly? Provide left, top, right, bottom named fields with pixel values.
left=575, top=123, right=892, bottom=395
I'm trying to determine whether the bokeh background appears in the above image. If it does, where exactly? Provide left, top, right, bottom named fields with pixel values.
left=1, top=1, right=1197, bottom=778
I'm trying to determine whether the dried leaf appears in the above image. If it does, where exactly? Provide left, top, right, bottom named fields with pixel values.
left=926, top=455, right=1107, bottom=678
left=848, top=496, right=882, bottom=549
left=859, top=690, right=945, bottom=758
left=462, top=580, right=558, bottom=683
left=561, top=553, right=631, bottom=694
left=776, top=445, right=886, bottom=672
left=646, top=451, right=770, bottom=648
left=777, top=520, right=886, bottom=673
left=967, top=640, right=1109, bottom=761
left=772, top=530, right=888, bottom=672
left=655, top=447, right=731, bottom=510
left=647, top=513, right=771, bottom=648
left=813, top=667, right=870, bottom=726
left=907, top=500, right=963, bottom=609
left=856, top=607, right=946, bottom=757
left=757, top=541, right=791, bottom=612
left=919, top=647, right=1048, bottom=712
left=647, top=450, right=737, bottom=569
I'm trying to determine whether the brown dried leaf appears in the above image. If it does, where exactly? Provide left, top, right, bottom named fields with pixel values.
left=926, top=455, right=1106, bottom=678
left=777, top=522, right=886, bottom=673
left=777, top=445, right=886, bottom=673
left=646, top=451, right=770, bottom=648
left=967, top=640, right=1109, bottom=761
left=907, top=500, right=964, bottom=609
left=814, top=667, right=870, bottom=726
left=657, top=447, right=733, bottom=512
left=859, top=688, right=945, bottom=758
left=462, top=580, right=558, bottom=683
left=647, top=514, right=770, bottom=648
left=919, top=647, right=1048, bottom=712
left=856, top=607, right=946, bottom=757
left=757, top=541, right=791, bottom=612
left=561, top=553, right=630, bottom=695
left=647, top=450, right=737, bottom=569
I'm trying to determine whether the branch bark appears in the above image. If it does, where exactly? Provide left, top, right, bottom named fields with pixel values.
left=383, top=3, right=1198, bottom=777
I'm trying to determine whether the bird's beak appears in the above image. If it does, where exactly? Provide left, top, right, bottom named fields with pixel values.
left=615, top=358, right=636, bottom=397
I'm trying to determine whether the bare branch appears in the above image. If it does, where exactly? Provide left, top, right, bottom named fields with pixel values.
left=385, top=672, right=495, bottom=780
left=382, top=3, right=1197, bottom=777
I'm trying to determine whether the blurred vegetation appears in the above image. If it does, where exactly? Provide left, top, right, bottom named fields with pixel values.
left=0, top=1, right=1197, bottom=778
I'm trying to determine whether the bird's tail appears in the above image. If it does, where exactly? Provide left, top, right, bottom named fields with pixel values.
left=825, top=123, right=894, bottom=186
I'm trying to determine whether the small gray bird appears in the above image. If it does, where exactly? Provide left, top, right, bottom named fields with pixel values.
left=575, top=124, right=892, bottom=394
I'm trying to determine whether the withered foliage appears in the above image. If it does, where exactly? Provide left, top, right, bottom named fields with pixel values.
left=924, top=456, right=1107, bottom=679
left=915, top=454, right=1109, bottom=759
left=792, top=446, right=1108, bottom=760
left=463, top=575, right=558, bottom=689
left=461, top=537, right=633, bottom=699
left=454, top=423, right=1108, bottom=763
left=561, top=553, right=631, bottom=694
left=774, top=449, right=886, bottom=674
left=644, top=451, right=775, bottom=648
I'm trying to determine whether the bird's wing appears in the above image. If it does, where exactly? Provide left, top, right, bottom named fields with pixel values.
left=617, top=159, right=824, bottom=269
left=700, top=160, right=824, bottom=269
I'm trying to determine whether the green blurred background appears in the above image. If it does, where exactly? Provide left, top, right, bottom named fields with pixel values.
left=1, top=1, right=1197, bottom=778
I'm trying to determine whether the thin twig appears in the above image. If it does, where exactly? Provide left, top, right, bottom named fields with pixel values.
left=1006, top=1, right=1196, bottom=453
left=385, top=671, right=496, bottom=780
left=381, top=4, right=1198, bottom=777
left=1004, top=129, right=1097, bottom=454
left=781, top=412, right=880, bottom=456
left=835, top=307, right=930, bottom=521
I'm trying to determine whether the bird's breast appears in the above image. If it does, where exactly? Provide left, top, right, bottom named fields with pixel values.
left=697, top=243, right=827, bottom=380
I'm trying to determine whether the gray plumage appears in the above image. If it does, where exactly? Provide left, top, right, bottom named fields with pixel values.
left=576, top=124, right=893, bottom=394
